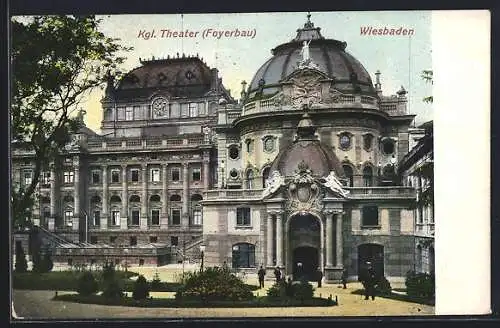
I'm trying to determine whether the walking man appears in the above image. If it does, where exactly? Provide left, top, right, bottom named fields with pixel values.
left=316, top=267, right=323, bottom=288
left=341, top=268, right=348, bottom=289
left=362, top=262, right=377, bottom=300
left=258, top=265, right=266, bottom=288
left=274, top=266, right=282, bottom=283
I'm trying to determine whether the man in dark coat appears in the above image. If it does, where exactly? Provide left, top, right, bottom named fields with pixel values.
left=257, top=266, right=266, bottom=288
left=341, top=268, right=348, bottom=289
left=362, top=262, right=377, bottom=300
left=273, top=267, right=281, bottom=283
left=316, top=267, right=323, bottom=287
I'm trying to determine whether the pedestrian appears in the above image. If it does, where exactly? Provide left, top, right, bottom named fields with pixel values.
left=316, top=267, right=323, bottom=287
left=274, top=266, right=282, bottom=283
left=341, top=268, right=348, bottom=289
left=362, top=262, right=377, bottom=300
left=286, top=277, right=293, bottom=297
left=258, top=265, right=266, bottom=288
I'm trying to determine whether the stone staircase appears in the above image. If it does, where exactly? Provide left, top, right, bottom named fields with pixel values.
left=173, top=235, right=204, bottom=264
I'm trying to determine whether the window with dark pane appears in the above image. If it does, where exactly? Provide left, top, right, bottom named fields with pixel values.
left=362, top=205, right=379, bottom=226
left=232, top=243, right=256, bottom=268
left=236, top=207, right=251, bottom=226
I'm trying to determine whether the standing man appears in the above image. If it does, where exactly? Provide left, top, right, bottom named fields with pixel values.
left=258, top=265, right=266, bottom=289
left=316, top=267, right=323, bottom=288
left=362, top=262, right=377, bottom=300
left=273, top=266, right=281, bottom=283
left=341, top=268, right=348, bottom=289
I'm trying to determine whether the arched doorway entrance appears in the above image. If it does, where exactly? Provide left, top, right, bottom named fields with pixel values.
left=357, top=243, right=384, bottom=280
left=288, top=213, right=322, bottom=281
left=292, top=246, right=318, bottom=281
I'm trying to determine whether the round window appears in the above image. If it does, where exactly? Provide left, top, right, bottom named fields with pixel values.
left=339, top=134, right=351, bottom=150
left=382, top=139, right=395, bottom=154
left=230, top=169, right=239, bottom=179
left=263, top=137, right=275, bottom=152
left=229, top=146, right=239, bottom=160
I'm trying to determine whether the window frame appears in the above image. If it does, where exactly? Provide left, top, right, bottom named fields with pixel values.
left=151, top=209, right=160, bottom=225
left=130, top=209, right=140, bottom=226
left=64, top=209, right=74, bottom=227
left=91, top=170, right=101, bottom=184
left=92, top=210, right=101, bottom=226
left=111, top=170, right=120, bottom=183
left=111, top=210, right=120, bottom=226
left=232, top=243, right=256, bottom=268
left=63, top=171, right=75, bottom=184
left=130, top=169, right=140, bottom=182
left=192, top=208, right=202, bottom=225
left=192, top=167, right=201, bottom=181
left=24, top=170, right=33, bottom=186
left=236, top=207, right=251, bottom=226
left=41, top=171, right=51, bottom=185
left=189, top=102, right=198, bottom=117
left=150, top=168, right=161, bottom=182
left=125, top=106, right=134, bottom=121
left=338, top=132, right=352, bottom=151
left=262, top=136, right=276, bottom=153
left=171, top=209, right=181, bottom=225
left=171, top=167, right=180, bottom=182
left=361, top=205, right=380, bottom=227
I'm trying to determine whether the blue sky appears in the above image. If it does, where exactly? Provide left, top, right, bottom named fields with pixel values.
left=81, top=11, right=433, bottom=131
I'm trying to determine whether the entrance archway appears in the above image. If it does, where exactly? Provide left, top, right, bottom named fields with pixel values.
left=292, top=246, right=318, bottom=281
left=357, top=243, right=384, bottom=280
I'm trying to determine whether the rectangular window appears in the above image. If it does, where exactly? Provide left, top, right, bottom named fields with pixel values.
left=130, top=236, right=137, bottom=246
left=193, top=209, right=202, bottom=225
left=236, top=208, right=251, bottom=226
left=362, top=205, right=379, bottom=227
left=171, top=168, right=180, bottom=181
left=112, top=210, right=120, bottom=226
left=42, top=171, right=51, bottom=185
left=131, top=210, right=140, bottom=225
left=90, top=236, right=98, bottom=244
left=130, top=169, right=139, bottom=182
left=151, top=209, right=160, bottom=225
left=133, top=106, right=142, bottom=120
left=111, top=170, right=120, bottom=183
left=171, top=209, right=181, bottom=225
left=192, top=168, right=201, bottom=181
left=151, top=168, right=160, bottom=182
left=93, top=210, right=100, bottom=226
left=180, top=103, right=189, bottom=117
left=24, top=170, right=33, bottom=186
left=117, top=107, right=125, bottom=120
left=189, top=103, right=198, bottom=117
left=64, top=209, right=74, bottom=227
left=92, top=171, right=101, bottom=184
left=149, top=236, right=158, bottom=243
left=63, top=171, right=74, bottom=184
left=109, top=236, right=117, bottom=244
left=125, top=107, right=134, bottom=121
left=171, top=236, right=179, bottom=246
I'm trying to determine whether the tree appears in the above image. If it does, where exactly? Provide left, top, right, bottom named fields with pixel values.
left=132, top=275, right=150, bottom=300
left=11, top=16, right=132, bottom=227
left=15, top=246, right=28, bottom=273
left=77, top=271, right=99, bottom=296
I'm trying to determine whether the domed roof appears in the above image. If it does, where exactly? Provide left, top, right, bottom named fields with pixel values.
left=270, top=112, right=344, bottom=178
left=247, top=14, right=375, bottom=99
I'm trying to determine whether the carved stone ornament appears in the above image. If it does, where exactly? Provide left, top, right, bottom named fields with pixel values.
left=262, top=170, right=286, bottom=199
left=290, top=74, right=322, bottom=109
left=285, top=160, right=325, bottom=213
left=320, top=171, right=349, bottom=198
left=151, top=97, right=169, bottom=118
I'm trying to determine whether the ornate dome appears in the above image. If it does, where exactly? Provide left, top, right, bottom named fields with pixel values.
left=246, top=14, right=375, bottom=100
left=270, top=112, right=344, bottom=178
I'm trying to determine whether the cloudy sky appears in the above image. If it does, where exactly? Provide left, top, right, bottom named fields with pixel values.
left=79, top=11, right=432, bottom=132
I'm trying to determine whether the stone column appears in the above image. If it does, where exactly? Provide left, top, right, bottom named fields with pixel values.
left=101, top=165, right=108, bottom=229
left=182, top=162, right=189, bottom=226
left=335, top=213, right=343, bottom=267
left=72, top=157, right=80, bottom=232
left=49, top=163, right=56, bottom=219
left=266, top=213, right=274, bottom=267
left=140, top=163, right=148, bottom=229
left=121, top=164, right=128, bottom=229
left=161, top=163, right=169, bottom=228
left=276, top=211, right=283, bottom=267
left=203, top=155, right=210, bottom=189
left=325, top=211, right=334, bottom=267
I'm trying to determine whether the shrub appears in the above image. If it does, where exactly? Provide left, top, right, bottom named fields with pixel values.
left=175, top=266, right=254, bottom=302
left=102, top=279, right=123, bottom=299
left=151, top=271, right=162, bottom=290
left=293, top=280, right=314, bottom=301
left=77, top=271, right=99, bottom=296
left=101, top=262, right=116, bottom=282
left=267, top=280, right=288, bottom=299
left=376, top=276, right=392, bottom=295
left=267, top=279, right=314, bottom=301
left=15, top=247, right=28, bottom=273
left=405, top=271, right=435, bottom=299
left=132, top=275, right=150, bottom=300
left=43, top=251, right=54, bottom=272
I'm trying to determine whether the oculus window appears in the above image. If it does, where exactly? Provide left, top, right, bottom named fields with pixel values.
left=339, top=133, right=352, bottom=150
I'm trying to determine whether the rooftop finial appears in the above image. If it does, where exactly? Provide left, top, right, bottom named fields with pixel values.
left=304, top=12, right=314, bottom=28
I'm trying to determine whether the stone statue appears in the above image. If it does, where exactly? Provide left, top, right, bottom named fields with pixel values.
left=321, top=171, right=349, bottom=198
left=301, top=40, right=311, bottom=63
left=76, top=108, right=86, bottom=123
left=262, top=170, right=286, bottom=198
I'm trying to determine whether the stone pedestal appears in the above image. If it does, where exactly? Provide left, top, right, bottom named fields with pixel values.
left=324, top=266, right=344, bottom=283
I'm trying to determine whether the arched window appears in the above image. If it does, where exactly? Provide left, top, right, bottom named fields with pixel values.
left=170, top=194, right=181, bottom=202
left=246, top=170, right=254, bottom=189
left=149, top=194, right=161, bottom=202
left=129, top=195, right=140, bottom=203
left=191, top=194, right=203, bottom=202
left=232, top=243, right=256, bottom=268
left=262, top=166, right=270, bottom=187
left=110, top=195, right=121, bottom=203
left=342, top=164, right=354, bottom=187
left=90, top=195, right=101, bottom=204
left=363, top=166, right=373, bottom=187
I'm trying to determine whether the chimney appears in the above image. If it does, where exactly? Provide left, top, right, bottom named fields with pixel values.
left=210, top=68, right=219, bottom=92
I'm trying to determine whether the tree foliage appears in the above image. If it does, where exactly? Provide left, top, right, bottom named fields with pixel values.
left=421, top=70, right=433, bottom=104
left=11, top=16, right=131, bottom=226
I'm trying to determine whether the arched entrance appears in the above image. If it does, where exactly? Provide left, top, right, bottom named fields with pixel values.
left=292, top=246, right=318, bottom=281
left=287, top=213, right=322, bottom=281
left=357, top=243, right=384, bottom=280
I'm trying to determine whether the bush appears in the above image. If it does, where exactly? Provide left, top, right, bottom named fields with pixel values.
left=77, top=271, right=99, bottom=296
left=293, top=280, right=314, bottom=301
left=32, top=248, right=53, bottom=273
left=376, top=276, right=392, bottom=295
left=102, top=279, right=123, bottom=299
left=151, top=271, right=162, bottom=290
left=175, top=266, right=254, bottom=302
left=132, top=275, right=150, bottom=300
left=267, top=280, right=288, bottom=299
left=405, top=271, right=434, bottom=299
left=267, top=279, right=314, bottom=301
left=15, top=247, right=28, bottom=273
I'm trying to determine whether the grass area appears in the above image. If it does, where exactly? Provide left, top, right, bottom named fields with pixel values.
left=351, top=289, right=434, bottom=306
left=53, top=293, right=337, bottom=308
